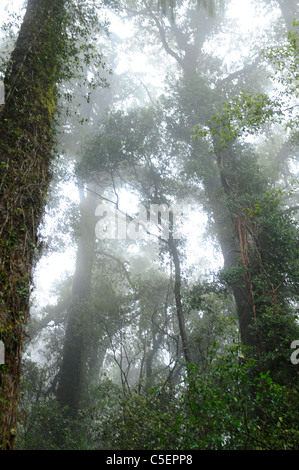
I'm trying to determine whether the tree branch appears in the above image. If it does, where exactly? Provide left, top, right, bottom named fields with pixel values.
left=216, top=56, right=262, bottom=88
left=146, top=7, right=186, bottom=70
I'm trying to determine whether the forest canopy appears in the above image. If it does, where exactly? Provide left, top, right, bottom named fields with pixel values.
left=0, top=0, right=298, bottom=451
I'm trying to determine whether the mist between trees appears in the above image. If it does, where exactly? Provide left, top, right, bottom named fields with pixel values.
left=0, top=0, right=298, bottom=451
left=95, top=203, right=197, bottom=240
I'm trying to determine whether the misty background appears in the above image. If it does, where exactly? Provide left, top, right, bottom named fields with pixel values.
left=0, top=0, right=298, bottom=451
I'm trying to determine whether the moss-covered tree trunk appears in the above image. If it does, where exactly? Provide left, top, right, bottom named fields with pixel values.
left=0, top=0, right=66, bottom=450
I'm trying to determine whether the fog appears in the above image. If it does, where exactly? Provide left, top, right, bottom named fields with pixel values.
left=0, top=0, right=298, bottom=451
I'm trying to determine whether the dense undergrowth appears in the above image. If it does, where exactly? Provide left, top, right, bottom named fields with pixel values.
left=16, top=344, right=299, bottom=450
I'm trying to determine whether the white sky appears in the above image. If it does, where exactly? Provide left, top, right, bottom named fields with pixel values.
left=0, top=0, right=25, bottom=28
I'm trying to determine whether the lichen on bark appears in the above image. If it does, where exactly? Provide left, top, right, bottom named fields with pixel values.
left=0, top=0, right=66, bottom=450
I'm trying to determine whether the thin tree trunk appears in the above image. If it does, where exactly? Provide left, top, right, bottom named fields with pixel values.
left=168, top=238, right=192, bottom=364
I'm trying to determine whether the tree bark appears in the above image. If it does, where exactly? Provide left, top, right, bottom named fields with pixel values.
left=0, top=0, right=65, bottom=450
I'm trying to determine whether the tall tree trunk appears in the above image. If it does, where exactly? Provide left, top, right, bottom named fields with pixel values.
left=149, top=6, right=266, bottom=356
left=0, top=0, right=66, bottom=450
left=205, top=133, right=260, bottom=351
left=56, top=187, right=97, bottom=417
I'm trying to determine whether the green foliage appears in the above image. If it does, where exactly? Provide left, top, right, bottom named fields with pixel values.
left=17, top=343, right=299, bottom=450
left=194, top=20, right=299, bottom=147
left=184, top=280, right=238, bottom=369
left=90, top=346, right=299, bottom=450
left=218, top=184, right=299, bottom=382
left=17, top=397, right=93, bottom=450
left=193, top=91, right=283, bottom=151
left=262, top=20, right=299, bottom=96
left=191, top=15, right=299, bottom=386
left=77, top=106, right=159, bottom=175
left=262, top=20, right=299, bottom=140
left=16, top=359, right=96, bottom=450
